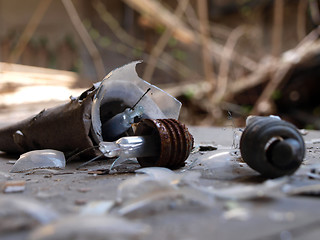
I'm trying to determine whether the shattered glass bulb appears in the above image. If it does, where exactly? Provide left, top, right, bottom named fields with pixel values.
left=91, top=61, right=181, bottom=144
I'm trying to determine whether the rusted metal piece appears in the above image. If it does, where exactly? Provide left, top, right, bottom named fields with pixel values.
left=135, top=119, right=194, bottom=169
left=0, top=87, right=97, bottom=157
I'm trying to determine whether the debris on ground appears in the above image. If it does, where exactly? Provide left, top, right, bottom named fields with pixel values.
left=0, top=196, right=58, bottom=233
left=109, top=167, right=214, bottom=217
left=240, top=116, right=305, bottom=178
left=0, top=63, right=319, bottom=240
left=11, top=150, right=66, bottom=173
left=0, top=62, right=193, bottom=172
left=28, top=215, right=150, bottom=240
left=2, top=180, right=26, bottom=193
left=199, top=177, right=288, bottom=201
left=188, top=149, right=258, bottom=180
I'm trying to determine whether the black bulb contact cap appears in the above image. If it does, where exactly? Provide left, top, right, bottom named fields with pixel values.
left=240, top=117, right=305, bottom=178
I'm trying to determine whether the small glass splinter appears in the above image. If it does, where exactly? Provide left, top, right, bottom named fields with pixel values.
left=99, top=135, right=159, bottom=170
left=101, top=88, right=151, bottom=141
left=102, top=106, right=144, bottom=141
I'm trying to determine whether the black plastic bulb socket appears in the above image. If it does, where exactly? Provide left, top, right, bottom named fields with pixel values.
left=240, top=116, right=305, bottom=178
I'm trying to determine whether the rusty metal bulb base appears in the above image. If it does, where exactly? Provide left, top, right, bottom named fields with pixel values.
left=135, top=119, right=194, bottom=170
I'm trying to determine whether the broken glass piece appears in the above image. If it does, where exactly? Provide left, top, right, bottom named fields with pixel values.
left=282, top=181, right=320, bottom=195
left=117, top=167, right=200, bottom=202
left=0, top=196, right=58, bottom=233
left=222, top=206, right=251, bottom=221
left=268, top=211, right=295, bottom=222
left=102, top=106, right=144, bottom=141
left=98, top=135, right=159, bottom=171
left=99, top=136, right=158, bottom=159
left=115, top=187, right=214, bottom=217
left=0, top=171, right=12, bottom=180
left=11, top=149, right=66, bottom=173
left=3, top=180, right=26, bottom=193
left=29, top=215, right=150, bottom=240
left=135, top=167, right=176, bottom=180
left=232, top=128, right=242, bottom=149
left=112, top=167, right=212, bottom=217
left=200, top=177, right=288, bottom=200
left=136, top=167, right=201, bottom=186
left=190, top=149, right=257, bottom=180
left=91, top=61, right=181, bottom=143
left=80, top=201, right=115, bottom=216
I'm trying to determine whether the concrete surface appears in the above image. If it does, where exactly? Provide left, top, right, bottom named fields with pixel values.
left=1, top=110, right=320, bottom=240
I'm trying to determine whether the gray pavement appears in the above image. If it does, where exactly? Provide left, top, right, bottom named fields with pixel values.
left=1, top=114, right=320, bottom=240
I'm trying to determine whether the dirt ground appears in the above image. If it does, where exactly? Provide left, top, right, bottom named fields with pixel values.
left=1, top=105, right=320, bottom=240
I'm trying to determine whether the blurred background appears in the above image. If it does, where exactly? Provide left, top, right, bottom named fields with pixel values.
left=0, top=0, right=320, bottom=128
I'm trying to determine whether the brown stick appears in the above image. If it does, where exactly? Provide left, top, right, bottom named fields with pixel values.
left=230, top=28, right=320, bottom=97
left=143, top=0, right=189, bottom=82
left=229, top=62, right=274, bottom=95
left=185, top=4, right=231, bottom=40
left=297, top=0, right=308, bottom=41
left=309, top=0, right=320, bottom=25
left=9, top=0, right=53, bottom=63
left=214, top=26, right=244, bottom=102
left=123, top=0, right=257, bottom=71
left=93, top=0, right=197, bottom=79
left=252, top=36, right=320, bottom=114
left=61, top=0, right=106, bottom=79
left=271, top=0, right=284, bottom=57
left=197, top=0, right=216, bottom=92
left=92, top=0, right=145, bottom=48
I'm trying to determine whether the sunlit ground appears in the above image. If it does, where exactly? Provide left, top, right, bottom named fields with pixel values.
left=0, top=62, right=85, bottom=124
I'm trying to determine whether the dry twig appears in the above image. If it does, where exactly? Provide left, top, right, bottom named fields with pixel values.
left=62, top=0, right=106, bottom=79
left=271, top=0, right=284, bottom=57
left=122, top=0, right=257, bottom=71
left=297, top=0, right=308, bottom=41
left=9, top=0, right=53, bottom=63
left=214, top=26, right=245, bottom=102
left=93, top=0, right=197, bottom=80
left=252, top=31, right=320, bottom=114
left=309, top=0, right=320, bottom=25
left=143, top=0, right=189, bottom=82
left=92, top=0, right=145, bottom=48
left=197, top=0, right=216, bottom=92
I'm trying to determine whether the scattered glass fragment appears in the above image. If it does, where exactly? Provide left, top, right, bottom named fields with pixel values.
left=0, top=196, right=58, bottom=233
left=282, top=182, right=320, bottom=195
left=268, top=211, right=295, bottom=222
left=99, top=135, right=159, bottom=170
left=115, top=187, right=214, bottom=217
left=102, top=106, right=144, bottom=141
left=0, top=171, right=12, bottom=180
left=28, top=215, right=150, bottom=240
left=7, top=160, right=17, bottom=165
left=81, top=201, right=115, bottom=216
left=190, top=149, right=257, bottom=180
left=200, top=177, right=288, bottom=200
left=112, top=167, right=212, bottom=217
left=222, top=206, right=251, bottom=221
left=117, top=167, right=200, bottom=202
left=11, top=149, right=66, bottom=173
left=3, top=180, right=26, bottom=193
